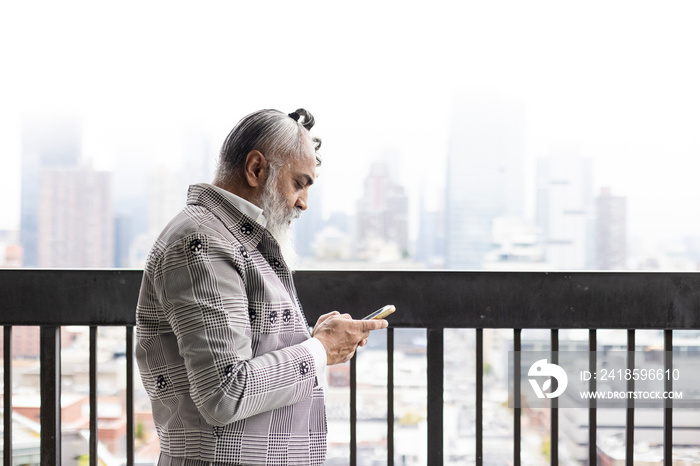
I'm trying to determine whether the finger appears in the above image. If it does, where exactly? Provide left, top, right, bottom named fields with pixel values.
left=316, top=311, right=339, bottom=325
left=339, top=313, right=352, bottom=320
left=358, top=338, right=369, bottom=347
left=357, top=318, right=389, bottom=331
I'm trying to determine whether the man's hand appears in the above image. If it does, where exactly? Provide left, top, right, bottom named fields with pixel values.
left=312, top=311, right=388, bottom=365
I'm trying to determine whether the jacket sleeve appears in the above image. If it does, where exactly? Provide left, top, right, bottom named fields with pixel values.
left=153, top=231, right=318, bottom=427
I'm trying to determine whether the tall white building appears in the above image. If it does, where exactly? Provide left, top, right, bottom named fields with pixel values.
left=596, top=187, right=627, bottom=270
left=355, top=162, right=409, bottom=260
left=536, top=154, right=594, bottom=270
left=148, top=165, right=185, bottom=235
left=445, top=98, right=525, bottom=269
left=21, top=113, right=82, bottom=267
left=38, top=165, right=113, bottom=268
left=482, top=216, right=548, bottom=270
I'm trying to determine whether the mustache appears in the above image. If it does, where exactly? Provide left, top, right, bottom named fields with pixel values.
left=289, top=208, right=302, bottom=220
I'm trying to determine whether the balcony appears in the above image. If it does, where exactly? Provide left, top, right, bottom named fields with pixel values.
left=2, top=269, right=700, bottom=466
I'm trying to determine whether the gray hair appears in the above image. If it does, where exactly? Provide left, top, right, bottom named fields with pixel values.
left=215, top=108, right=322, bottom=183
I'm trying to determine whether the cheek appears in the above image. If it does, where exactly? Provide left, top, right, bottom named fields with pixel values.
left=284, top=191, right=297, bottom=208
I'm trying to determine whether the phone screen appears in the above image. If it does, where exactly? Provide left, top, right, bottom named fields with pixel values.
left=362, top=304, right=396, bottom=320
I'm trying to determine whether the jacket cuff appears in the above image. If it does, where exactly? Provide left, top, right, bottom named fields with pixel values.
left=301, top=337, right=327, bottom=389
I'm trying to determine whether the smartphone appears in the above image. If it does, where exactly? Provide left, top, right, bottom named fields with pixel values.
left=362, top=304, right=396, bottom=320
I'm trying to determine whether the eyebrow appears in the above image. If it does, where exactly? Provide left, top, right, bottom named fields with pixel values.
left=298, top=174, right=314, bottom=187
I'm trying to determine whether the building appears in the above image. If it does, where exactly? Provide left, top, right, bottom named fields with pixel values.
left=536, top=154, right=594, bottom=270
left=114, top=214, right=133, bottom=268
left=294, top=176, right=326, bottom=258
left=20, top=113, right=82, bottom=267
left=596, top=187, right=627, bottom=270
left=415, top=195, right=445, bottom=269
left=482, top=216, right=548, bottom=270
left=355, top=162, right=409, bottom=261
left=445, top=98, right=525, bottom=269
left=37, top=164, right=114, bottom=268
left=0, top=229, right=22, bottom=267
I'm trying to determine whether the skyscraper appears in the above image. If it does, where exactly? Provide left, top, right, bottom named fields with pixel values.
left=536, top=154, right=594, bottom=270
left=38, top=165, right=114, bottom=267
left=415, top=195, right=445, bottom=268
left=445, top=98, right=525, bottom=269
left=596, top=187, right=627, bottom=270
left=355, top=162, right=409, bottom=260
left=21, top=113, right=82, bottom=266
left=294, top=176, right=325, bottom=258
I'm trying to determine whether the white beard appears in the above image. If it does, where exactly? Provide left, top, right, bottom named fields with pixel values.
left=269, top=222, right=300, bottom=271
left=259, top=173, right=301, bottom=270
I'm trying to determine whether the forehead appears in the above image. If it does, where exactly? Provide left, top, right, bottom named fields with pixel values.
left=287, top=139, right=317, bottom=176
left=288, top=151, right=317, bottom=178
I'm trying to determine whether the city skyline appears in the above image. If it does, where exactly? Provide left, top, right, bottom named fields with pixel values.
left=2, top=94, right=699, bottom=248
left=2, top=1, right=700, bottom=257
left=5, top=107, right=700, bottom=271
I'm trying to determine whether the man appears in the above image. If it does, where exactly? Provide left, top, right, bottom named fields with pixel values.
left=135, top=108, right=387, bottom=466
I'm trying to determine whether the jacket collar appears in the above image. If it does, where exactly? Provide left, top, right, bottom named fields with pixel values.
left=186, top=183, right=265, bottom=251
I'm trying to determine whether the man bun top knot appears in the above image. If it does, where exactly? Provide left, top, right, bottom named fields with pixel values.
left=288, top=108, right=316, bottom=131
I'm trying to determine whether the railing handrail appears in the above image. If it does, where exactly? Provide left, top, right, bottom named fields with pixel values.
left=2, top=269, right=700, bottom=329
left=2, top=269, right=698, bottom=466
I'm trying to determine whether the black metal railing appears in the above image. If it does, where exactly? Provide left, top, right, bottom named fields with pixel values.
left=2, top=269, right=700, bottom=466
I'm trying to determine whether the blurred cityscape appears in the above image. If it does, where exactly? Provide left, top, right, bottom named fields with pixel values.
left=2, top=104, right=700, bottom=465
left=5, top=107, right=700, bottom=273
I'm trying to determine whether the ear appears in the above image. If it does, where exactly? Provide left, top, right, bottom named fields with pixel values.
left=243, top=150, right=269, bottom=188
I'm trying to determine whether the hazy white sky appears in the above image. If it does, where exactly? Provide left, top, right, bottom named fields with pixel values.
left=1, top=0, right=700, bottom=245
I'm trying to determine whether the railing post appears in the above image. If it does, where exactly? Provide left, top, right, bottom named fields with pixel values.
left=514, top=329, right=521, bottom=466
left=350, top=353, right=357, bottom=466
left=551, top=329, right=558, bottom=466
left=40, top=325, right=61, bottom=466
left=4, top=326, right=12, bottom=466
left=387, top=327, right=394, bottom=466
left=664, top=330, right=673, bottom=466
left=626, top=330, right=635, bottom=466
left=476, top=329, right=483, bottom=466
left=589, top=329, right=597, bottom=466
left=90, top=326, right=97, bottom=466
left=427, top=328, right=443, bottom=466
left=126, top=326, right=135, bottom=466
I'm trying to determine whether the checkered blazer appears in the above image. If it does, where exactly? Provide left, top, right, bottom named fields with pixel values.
left=136, top=184, right=326, bottom=465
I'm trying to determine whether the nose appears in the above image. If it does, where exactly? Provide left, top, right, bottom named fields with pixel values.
left=296, top=193, right=308, bottom=211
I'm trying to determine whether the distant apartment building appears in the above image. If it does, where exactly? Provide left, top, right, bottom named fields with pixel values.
left=21, top=113, right=82, bottom=267
left=355, top=162, right=409, bottom=260
left=536, top=154, right=594, bottom=270
left=294, top=176, right=325, bottom=258
left=482, top=216, right=548, bottom=270
left=0, top=229, right=22, bottom=267
left=0, top=327, right=79, bottom=359
left=596, top=187, right=627, bottom=270
left=38, top=164, right=113, bottom=267
left=415, top=202, right=446, bottom=269
left=445, top=98, right=525, bottom=269
left=147, top=165, right=185, bottom=236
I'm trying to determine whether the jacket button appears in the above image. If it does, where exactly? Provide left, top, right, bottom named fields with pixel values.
left=189, top=239, right=203, bottom=254
left=270, top=310, right=277, bottom=324
left=249, top=309, right=256, bottom=322
left=283, top=309, right=292, bottom=323
left=156, top=375, right=167, bottom=390
left=240, top=223, right=253, bottom=235
left=299, top=361, right=310, bottom=376
left=240, top=247, right=249, bottom=258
